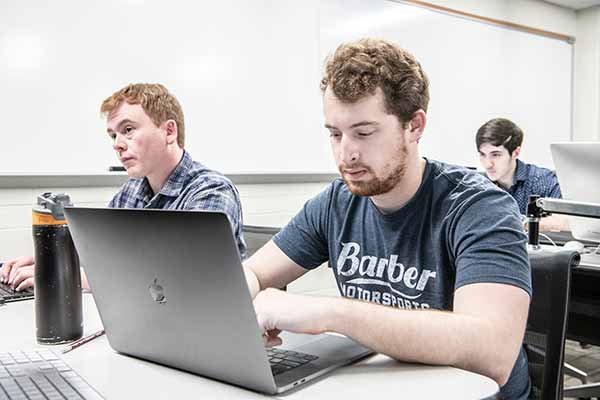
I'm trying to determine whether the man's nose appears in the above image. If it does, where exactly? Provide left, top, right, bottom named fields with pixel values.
left=340, top=136, right=359, bottom=165
left=112, top=134, right=126, bottom=153
left=481, top=157, right=493, bottom=169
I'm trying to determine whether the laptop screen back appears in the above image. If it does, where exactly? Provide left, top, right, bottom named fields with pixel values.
left=551, top=142, right=600, bottom=243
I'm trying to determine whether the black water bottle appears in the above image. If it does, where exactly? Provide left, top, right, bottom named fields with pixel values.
left=33, top=193, right=83, bottom=344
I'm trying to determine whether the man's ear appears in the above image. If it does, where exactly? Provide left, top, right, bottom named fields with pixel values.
left=164, top=120, right=178, bottom=145
left=406, top=110, right=427, bottom=144
left=512, top=146, right=521, bottom=159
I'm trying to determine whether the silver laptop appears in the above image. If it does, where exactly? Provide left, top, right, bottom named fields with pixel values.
left=551, top=142, right=600, bottom=244
left=64, top=207, right=373, bottom=394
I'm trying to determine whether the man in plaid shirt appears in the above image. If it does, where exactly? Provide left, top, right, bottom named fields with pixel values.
left=476, top=118, right=569, bottom=232
left=1, top=83, right=246, bottom=291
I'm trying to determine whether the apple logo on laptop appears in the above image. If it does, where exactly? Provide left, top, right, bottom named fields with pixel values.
left=148, top=277, right=167, bottom=305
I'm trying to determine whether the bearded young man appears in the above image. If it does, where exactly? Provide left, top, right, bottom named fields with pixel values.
left=243, top=39, right=532, bottom=400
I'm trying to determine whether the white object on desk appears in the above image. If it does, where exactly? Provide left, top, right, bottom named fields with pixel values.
left=564, top=240, right=585, bottom=253
left=2, top=294, right=500, bottom=399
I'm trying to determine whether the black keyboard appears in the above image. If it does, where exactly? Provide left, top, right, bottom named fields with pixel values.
left=267, top=348, right=318, bottom=375
left=0, top=349, right=103, bottom=399
left=0, top=282, right=34, bottom=304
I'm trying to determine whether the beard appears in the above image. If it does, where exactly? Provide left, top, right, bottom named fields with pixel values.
left=339, top=141, right=408, bottom=197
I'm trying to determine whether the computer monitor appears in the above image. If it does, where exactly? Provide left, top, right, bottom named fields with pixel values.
left=551, top=142, right=600, bottom=243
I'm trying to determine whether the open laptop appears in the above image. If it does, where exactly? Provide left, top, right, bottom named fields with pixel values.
left=551, top=142, right=600, bottom=266
left=551, top=142, right=600, bottom=242
left=0, top=282, right=34, bottom=304
left=64, top=207, right=373, bottom=394
left=0, top=263, right=34, bottom=304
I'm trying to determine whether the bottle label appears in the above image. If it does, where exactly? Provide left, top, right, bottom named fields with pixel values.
left=32, top=212, right=66, bottom=226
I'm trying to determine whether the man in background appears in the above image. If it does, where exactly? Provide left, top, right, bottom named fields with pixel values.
left=476, top=117, right=568, bottom=232
left=244, top=39, right=531, bottom=399
left=1, top=83, right=246, bottom=291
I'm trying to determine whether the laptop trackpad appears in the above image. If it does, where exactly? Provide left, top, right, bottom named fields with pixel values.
left=294, top=334, right=368, bottom=364
left=273, top=333, right=372, bottom=390
left=279, top=332, right=373, bottom=369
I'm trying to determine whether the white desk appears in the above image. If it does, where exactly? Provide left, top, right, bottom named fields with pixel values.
left=2, top=294, right=500, bottom=399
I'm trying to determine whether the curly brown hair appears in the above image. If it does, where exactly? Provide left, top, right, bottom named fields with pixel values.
left=100, top=83, right=186, bottom=148
left=320, top=38, right=429, bottom=126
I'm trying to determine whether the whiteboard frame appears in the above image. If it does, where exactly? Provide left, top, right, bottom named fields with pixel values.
left=392, top=0, right=576, bottom=146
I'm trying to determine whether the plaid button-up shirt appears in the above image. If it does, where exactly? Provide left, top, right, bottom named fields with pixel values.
left=109, top=151, right=246, bottom=258
left=504, top=159, right=562, bottom=214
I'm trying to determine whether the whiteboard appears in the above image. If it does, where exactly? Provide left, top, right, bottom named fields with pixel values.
left=0, top=0, right=572, bottom=174
left=320, top=0, right=573, bottom=169
left=0, top=0, right=331, bottom=174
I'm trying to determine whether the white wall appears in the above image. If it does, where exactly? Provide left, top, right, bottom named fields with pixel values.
left=574, top=6, right=600, bottom=141
left=1, top=0, right=597, bottom=296
left=0, top=182, right=330, bottom=257
left=324, top=0, right=573, bottom=168
left=0, top=0, right=583, bottom=175
left=0, top=182, right=338, bottom=295
left=426, top=0, right=600, bottom=141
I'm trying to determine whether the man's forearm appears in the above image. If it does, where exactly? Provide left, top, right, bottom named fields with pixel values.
left=539, top=214, right=569, bottom=232
left=321, top=296, right=517, bottom=385
left=244, top=267, right=261, bottom=299
left=80, top=268, right=91, bottom=292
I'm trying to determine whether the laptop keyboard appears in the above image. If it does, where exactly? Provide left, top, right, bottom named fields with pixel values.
left=0, top=282, right=34, bottom=304
left=267, top=348, right=318, bottom=376
left=0, top=350, right=103, bottom=399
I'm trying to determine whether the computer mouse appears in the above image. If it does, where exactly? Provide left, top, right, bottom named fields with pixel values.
left=563, top=240, right=585, bottom=253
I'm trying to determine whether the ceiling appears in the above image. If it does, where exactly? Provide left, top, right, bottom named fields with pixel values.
left=543, top=0, right=600, bottom=10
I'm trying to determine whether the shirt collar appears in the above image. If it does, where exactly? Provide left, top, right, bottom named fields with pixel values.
left=513, top=159, right=528, bottom=184
left=157, top=150, right=193, bottom=198
left=134, top=150, right=193, bottom=202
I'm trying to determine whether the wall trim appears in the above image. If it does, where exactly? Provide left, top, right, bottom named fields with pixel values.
left=398, top=0, right=575, bottom=43
left=0, top=173, right=340, bottom=188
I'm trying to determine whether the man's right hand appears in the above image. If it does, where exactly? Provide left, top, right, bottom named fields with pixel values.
left=253, top=288, right=331, bottom=347
left=0, top=256, right=35, bottom=291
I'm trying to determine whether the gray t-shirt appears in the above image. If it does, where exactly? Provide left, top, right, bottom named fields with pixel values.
left=273, top=159, right=532, bottom=400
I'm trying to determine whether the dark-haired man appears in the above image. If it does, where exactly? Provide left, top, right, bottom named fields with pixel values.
left=1, top=83, right=246, bottom=291
left=476, top=118, right=568, bottom=231
left=244, top=39, right=532, bottom=399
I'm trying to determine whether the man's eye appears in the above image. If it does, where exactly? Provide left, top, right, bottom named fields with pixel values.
left=357, top=131, right=373, bottom=137
left=125, top=126, right=133, bottom=134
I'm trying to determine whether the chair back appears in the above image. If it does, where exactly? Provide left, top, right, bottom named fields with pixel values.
left=525, top=249, right=580, bottom=400
left=242, top=225, right=280, bottom=257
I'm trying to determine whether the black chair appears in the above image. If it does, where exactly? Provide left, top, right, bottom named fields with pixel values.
left=525, top=249, right=580, bottom=400
left=242, top=224, right=281, bottom=258
left=242, top=224, right=286, bottom=291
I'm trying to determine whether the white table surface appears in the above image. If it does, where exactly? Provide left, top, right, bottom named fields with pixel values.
left=1, top=294, right=500, bottom=399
